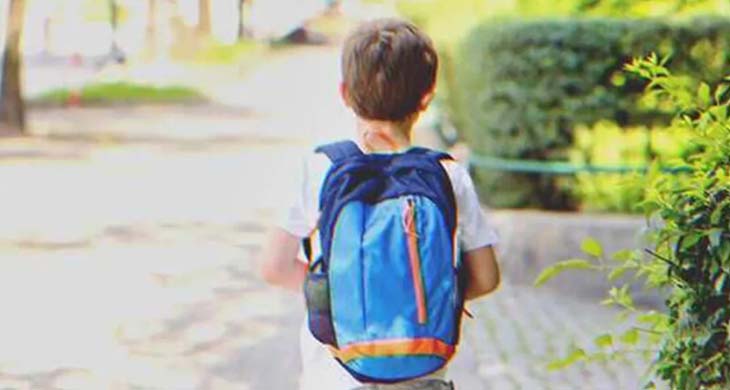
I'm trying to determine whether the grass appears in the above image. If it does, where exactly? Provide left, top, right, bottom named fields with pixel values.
left=31, top=82, right=205, bottom=107
left=166, top=28, right=268, bottom=66
left=187, top=40, right=266, bottom=65
left=306, top=12, right=356, bottom=39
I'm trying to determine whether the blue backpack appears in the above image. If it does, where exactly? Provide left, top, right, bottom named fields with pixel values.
left=303, top=140, right=466, bottom=384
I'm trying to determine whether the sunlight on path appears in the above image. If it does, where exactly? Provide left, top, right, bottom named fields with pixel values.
left=0, top=140, right=306, bottom=389
left=205, top=46, right=356, bottom=145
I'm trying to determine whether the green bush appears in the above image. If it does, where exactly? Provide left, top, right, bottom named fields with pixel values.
left=536, top=54, right=730, bottom=389
left=634, top=59, right=730, bottom=390
left=570, top=122, right=693, bottom=212
left=451, top=17, right=730, bottom=209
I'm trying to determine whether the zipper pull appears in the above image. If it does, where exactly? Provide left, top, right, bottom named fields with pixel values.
left=402, top=198, right=418, bottom=237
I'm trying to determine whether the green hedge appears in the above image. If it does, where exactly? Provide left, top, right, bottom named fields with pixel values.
left=450, top=16, right=730, bottom=209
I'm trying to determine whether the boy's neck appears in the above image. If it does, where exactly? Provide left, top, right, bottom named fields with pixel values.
left=355, top=116, right=415, bottom=153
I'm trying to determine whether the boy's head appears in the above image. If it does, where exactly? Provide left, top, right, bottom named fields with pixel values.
left=341, top=19, right=438, bottom=123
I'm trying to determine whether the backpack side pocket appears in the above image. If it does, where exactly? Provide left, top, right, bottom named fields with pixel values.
left=304, top=272, right=337, bottom=346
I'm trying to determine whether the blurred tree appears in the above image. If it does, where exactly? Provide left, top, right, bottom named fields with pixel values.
left=146, top=0, right=158, bottom=56
left=108, top=0, right=126, bottom=63
left=573, top=0, right=718, bottom=15
left=0, top=0, right=26, bottom=134
left=42, top=14, right=51, bottom=55
left=197, top=0, right=211, bottom=36
left=237, top=0, right=246, bottom=40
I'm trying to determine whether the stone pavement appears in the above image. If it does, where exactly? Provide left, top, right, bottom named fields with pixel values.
left=459, top=284, right=654, bottom=390
left=0, top=139, right=308, bottom=390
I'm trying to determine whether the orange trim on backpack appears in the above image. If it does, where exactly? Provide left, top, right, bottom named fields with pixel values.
left=404, top=199, right=428, bottom=324
left=332, top=338, right=455, bottom=363
left=306, top=228, right=318, bottom=266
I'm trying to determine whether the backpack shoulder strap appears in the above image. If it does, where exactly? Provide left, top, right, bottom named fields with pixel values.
left=407, top=146, right=454, bottom=162
left=304, top=141, right=362, bottom=272
left=315, top=140, right=363, bottom=163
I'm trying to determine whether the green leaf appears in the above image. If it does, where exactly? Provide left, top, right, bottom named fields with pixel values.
left=620, top=328, right=640, bottom=345
left=698, top=82, right=711, bottom=107
left=534, top=266, right=562, bottom=287
left=637, top=310, right=667, bottom=325
left=608, top=265, right=632, bottom=282
left=534, top=259, right=596, bottom=287
left=581, top=237, right=604, bottom=258
left=547, top=348, right=587, bottom=371
left=715, top=83, right=729, bottom=103
left=606, top=285, right=635, bottom=309
left=708, top=228, right=723, bottom=249
left=612, top=249, right=635, bottom=262
left=710, top=199, right=729, bottom=224
left=680, top=233, right=703, bottom=250
left=720, top=242, right=730, bottom=263
left=708, top=105, right=728, bottom=122
left=594, top=334, right=613, bottom=349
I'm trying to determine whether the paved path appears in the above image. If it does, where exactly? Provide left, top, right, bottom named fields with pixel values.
left=0, top=45, right=659, bottom=389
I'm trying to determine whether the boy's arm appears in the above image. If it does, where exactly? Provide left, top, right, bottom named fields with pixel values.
left=463, top=245, right=500, bottom=301
left=258, top=227, right=308, bottom=292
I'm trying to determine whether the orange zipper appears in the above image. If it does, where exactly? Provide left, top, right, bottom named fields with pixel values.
left=404, top=198, right=427, bottom=325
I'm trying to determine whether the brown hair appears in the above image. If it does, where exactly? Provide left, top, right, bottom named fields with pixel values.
left=341, top=19, right=438, bottom=122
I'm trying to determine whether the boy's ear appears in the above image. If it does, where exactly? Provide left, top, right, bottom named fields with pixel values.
left=339, top=82, right=352, bottom=108
left=419, top=88, right=435, bottom=111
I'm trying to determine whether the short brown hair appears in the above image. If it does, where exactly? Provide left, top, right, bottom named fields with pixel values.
left=341, top=19, right=438, bottom=122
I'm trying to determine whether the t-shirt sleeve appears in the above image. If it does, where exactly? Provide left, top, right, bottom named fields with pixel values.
left=274, top=153, right=323, bottom=238
left=448, top=162, right=499, bottom=251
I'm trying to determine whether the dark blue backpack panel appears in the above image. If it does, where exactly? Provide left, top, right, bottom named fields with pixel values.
left=316, top=141, right=457, bottom=270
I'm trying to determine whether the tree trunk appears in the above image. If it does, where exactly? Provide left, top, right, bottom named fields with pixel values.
left=237, top=0, right=245, bottom=40
left=108, top=0, right=124, bottom=62
left=145, top=0, right=157, bottom=56
left=197, top=0, right=211, bottom=36
left=109, top=0, right=119, bottom=33
left=0, top=0, right=26, bottom=134
left=43, top=16, right=51, bottom=55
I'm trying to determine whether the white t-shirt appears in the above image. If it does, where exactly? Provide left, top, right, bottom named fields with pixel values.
left=276, top=142, right=499, bottom=390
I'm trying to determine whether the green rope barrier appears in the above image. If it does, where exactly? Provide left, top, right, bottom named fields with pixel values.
left=468, top=154, right=692, bottom=175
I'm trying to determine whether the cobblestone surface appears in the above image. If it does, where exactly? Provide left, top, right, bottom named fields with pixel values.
left=457, top=283, right=656, bottom=390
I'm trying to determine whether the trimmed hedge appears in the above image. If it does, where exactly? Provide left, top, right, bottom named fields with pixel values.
left=449, top=16, right=730, bottom=209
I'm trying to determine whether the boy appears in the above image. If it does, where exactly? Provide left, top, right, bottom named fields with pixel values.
left=259, top=19, right=500, bottom=390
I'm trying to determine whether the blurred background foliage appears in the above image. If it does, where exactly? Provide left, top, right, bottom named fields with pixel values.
left=6, top=0, right=730, bottom=214
left=31, top=82, right=204, bottom=107
left=453, top=17, right=730, bottom=210
left=395, top=0, right=730, bottom=213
